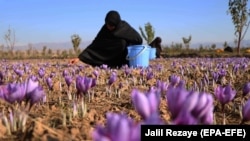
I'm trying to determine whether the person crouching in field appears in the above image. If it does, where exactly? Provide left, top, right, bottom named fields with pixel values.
left=70, top=10, right=143, bottom=68
left=149, top=37, right=162, bottom=58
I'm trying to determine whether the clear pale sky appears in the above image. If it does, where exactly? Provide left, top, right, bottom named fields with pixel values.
left=0, top=0, right=250, bottom=47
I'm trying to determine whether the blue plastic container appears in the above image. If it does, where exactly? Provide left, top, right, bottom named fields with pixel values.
left=149, top=47, right=156, bottom=60
left=126, top=45, right=150, bottom=68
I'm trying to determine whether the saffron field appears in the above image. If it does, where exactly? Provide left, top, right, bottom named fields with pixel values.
left=0, top=58, right=250, bottom=140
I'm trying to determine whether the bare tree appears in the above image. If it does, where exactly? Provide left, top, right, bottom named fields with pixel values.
left=4, top=26, right=16, bottom=54
left=26, top=43, right=33, bottom=58
left=228, top=0, right=250, bottom=54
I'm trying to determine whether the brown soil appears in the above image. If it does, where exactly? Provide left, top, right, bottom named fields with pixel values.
left=0, top=58, right=249, bottom=141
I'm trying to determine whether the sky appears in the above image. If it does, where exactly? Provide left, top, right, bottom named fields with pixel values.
left=0, top=0, right=250, bottom=48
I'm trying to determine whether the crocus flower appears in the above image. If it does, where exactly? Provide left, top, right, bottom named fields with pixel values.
left=4, top=83, right=26, bottom=103
left=212, top=72, right=219, bottom=82
left=64, top=75, right=72, bottom=88
left=218, top=69, right=226, bottom=77
left=46, top=77, right=53, bottom=90
left=172, top=110, right=198, bottom=125
left=76, top=76, right=94, bottom=95
left=242, top=99, right=250, bottom=123
left=29, top=75, right=39, bottom=82
left=139, top=69, right=144, bottom=77
left=0, top=85, right=7, bottom=100
left=62, top=69, right=69, bottom=77
left=93, top=70, right=99, bottom=78
left=49, top=72, right=56, bottom=78
left=108, top=72, right=117, bottom=85
left=92, top=112, right=140, bottom=141
left=242, top=82, right=250, bottom=97
left=167, top=86, right=214, bottom=125
left=166, top=86, right=191, bottom=119
left=142, top=112, right=164, bottom=125
left=131, top=88, right=161, bottom=120
left=232, top=63, right=240, bottom=75
left=169, top=74, right=180, bottom=87
left=25, top=77, right=40, bottom=96
left=38, top=68, right=45, bottom=78
left=214, top=84, right=236, bottom=105
left=124, top=68, right=131, bottom=76
left=14, top=69, right=24, bottom=77
left=27, top=86, right=46, bottom=107
left=24, top=65, right=30, bottom=74
left=0, top=71, right=4, bottom=84
left=146, top=71, right=153, bottom=80
left=100, top=64, right=108, bottom=70
left=156, top=80, right=169, bottom=94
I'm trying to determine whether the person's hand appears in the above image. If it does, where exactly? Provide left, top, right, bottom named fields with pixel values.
left=69, top=58, right=79, bottom=64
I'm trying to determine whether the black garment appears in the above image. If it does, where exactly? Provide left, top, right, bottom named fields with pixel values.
left=105, top=10, right=121, bottom=26
left=149, top=37, right=162, bottom=58
left=78, top=21, right=142, bottom=68
left=224, top=46, right=233, bottom=52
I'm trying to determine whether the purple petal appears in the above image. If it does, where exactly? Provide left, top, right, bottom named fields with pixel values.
left=131, top=89, right=150, bottom=119
left=243, top=99, right=250, bottom=122
left=113, top=118, right=130, bottom=141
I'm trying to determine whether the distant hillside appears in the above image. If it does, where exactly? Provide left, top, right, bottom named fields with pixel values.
left=190, top=39, right=250, bottom=49
left=15, top=41, right=92, bottom=51
left=14, top=39, right=250, bottom=51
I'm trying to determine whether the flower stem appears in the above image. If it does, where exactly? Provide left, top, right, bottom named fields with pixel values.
left=222, top=104, right=226, bottom=125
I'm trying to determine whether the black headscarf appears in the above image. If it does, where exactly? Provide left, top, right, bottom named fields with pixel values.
left=105, top=10, right=121, bottom=26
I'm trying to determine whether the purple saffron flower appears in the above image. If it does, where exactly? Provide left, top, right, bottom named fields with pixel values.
left=242, top=82, right=250, bottom=97
left=156, top=64, right=163, bottom=71
left=172, top=110, right=198, bottom=125
left=176, top=80, right=186, bottom=88
left=166, top=86, right=191, bottom=119
left=167, top=86, right=214, bottom=125
left=100, top=64, right=108, bottom=69
left=38, top=68, right=45, bottom=78
left=139, top=69, right=144, bottom=77
left=146, top=71, right=154, bottom=80
left=218, top=69, right=226, bottom=77
left=169, top=74, right=180, bottom=86
left=91, top=78, right=96, bottom=88
left=25, top=77, right=40, bottom=95
left=108, top=72, right=117, bottom=85
left=76, top=76, right=94, bottom=95
left=214, top=84, right=236, bottom=105
left=142, top=112, right=164, bottom=125
left=232, top=64, right=240, bottom=74
left=0, top=71, right=4, bottom=84
left=124, top=68, right=131, bottom=76
left=46, top=77, right=53, bottom=90
left=92, top=112, right=140, bottom=141
left=64, top=75, right=72, bottom=88
left=212, top=72, right=219, bottom=82
left=49, top=72, right=56, bottom=78
left=14, top=69, right=24, bottom=77
left=4, top=83, right=26, bottom=103
left=156, top=80, right=169, bottom=93
left=62, top=69, right=69, bottom=77
left=242, top=99, right=250, bottom=122
left=24, top=65, right=30, bottom=74
left=131, top=88, right=161, bottom=120
left=0, top=85, right=7, bottom=100
left=93, top=70, right=99, bottom=78
left=27, top=86, right=46, bottom=107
